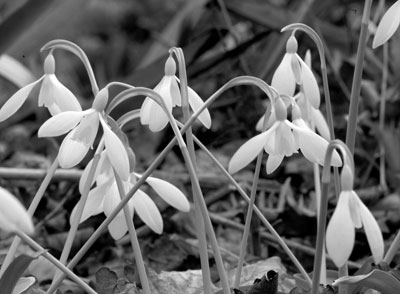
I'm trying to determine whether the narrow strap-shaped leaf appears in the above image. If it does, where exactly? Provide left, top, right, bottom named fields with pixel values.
left=0, top=253, right=40, bottom=294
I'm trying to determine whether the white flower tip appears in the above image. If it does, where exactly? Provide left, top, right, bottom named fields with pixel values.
left=0, top=187, right=34, bottom=235
left=372, top=1, right=400, bottom=48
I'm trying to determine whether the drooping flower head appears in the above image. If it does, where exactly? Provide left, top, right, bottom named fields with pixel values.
left=272, top=35, right=320, bottom=109
left=72, top=151, right=190, bottom=240
left=140, top=55, right=211, bottom=132
left=326, top=164, right=384, bottom=267
left=229, top=96, right=341, bottom=174
left=38, top=87, right=129, bottom=181
left=0, top=53, right=81, bottom=122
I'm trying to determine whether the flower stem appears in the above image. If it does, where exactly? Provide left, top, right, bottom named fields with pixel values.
left=172, top=48, right=213, bottom=294
left=46, top=77, right=281, bottom=292
left=14, top=230, right=98, bottom=294
left=114, top=172, right=151, bottom=294
left=48, top=149, right=102, bottom=291
left=379, top=43, right=388, bottom=191
left=186, top=127, right=311, bottom=287
left=234, top=149, right=263, bottom=288
left=172, top=47, right=230, bottom=294
left=345, top=0, right=373, bottom=155
left=0, top=158, right=59, bottom=277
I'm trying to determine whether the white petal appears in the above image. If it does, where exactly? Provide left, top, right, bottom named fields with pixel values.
left=356, top=196, right=384, bottom=264
left=228, top=131, right=270, bottom=174
left=100, top=118, right=129, bottom=181
left=154, top=76, right=175, bottom=111
left=298, top=57, right=320, bottom=108
left=70, top=182, right=108, bottom=224
left=139, top=97, right=153, bottom=125
left=255, top=111, right=276, bottom=132
left=103, top=182, right=132, bottom=240
left=39, top=74, right=81, bottom=115
left=58, top=112, right=100, bottom=168
left=266, top=154, right=284, bottom=174
left=0, top=187, right=34, bottom=235
left=275, top=122, right=296, bottom=156
left=146, top=177, right=190, bottom=212
left=38, top=111, right=86, bottom=137
left=0, top=79, right=41, bottom=122
left=292, top=121, right=342, bottom=167
left=58, top=131, right=91, bottom=168
left=348, top=191, right=362, bottom=228
left=169, top=77, right=181, bottom=107
left=373, top=1, right=400, bottom=48
left=271, top=53, right=296, bottom=96
left=133, top=190, right=163, bottom=234
left=326, top=192, right=355, bottom=267
left=187, top=87, right=212, bottom=129
left=312, top=109, right=330, bottom=140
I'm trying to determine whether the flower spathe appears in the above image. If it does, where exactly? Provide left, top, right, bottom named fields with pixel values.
left=373, top=0, right=400, bottom=48
left=72, top=152, right=190, bottom=240
left=0, top=53, right=81, bottom=122
left=38, top=88, right=129, bottom=181
left=0, top=187, right=34, bottom=235
left=326, top=189, right=384, bottom=267
left=140, top=55, right=211, bottom=132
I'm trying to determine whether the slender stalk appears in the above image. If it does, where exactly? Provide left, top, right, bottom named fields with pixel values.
left=114, top=172, right=151, bottom=294
left=281, top=23, right=340, bottom=198
left=234, top=150, right=263, bottom=288
left=187, top=128, right=311, bottom=287
left=46, top=77, right=281, bottom=291
left=0, top=158, right=59, bottom=276
left=345, top=0, right=373, bottom=154
left=172, top=48, right=213, bottom=294
left=379, top=43, right=388, bottom=191
left=311, top=182, right=329, bottom=294
left=384, top=230, right=400, bottom=263
left=172, top=48, right=230, bottom=294
left=14, top=231, right=98, bottom=294
left=48, top=148, right=102, bottom=291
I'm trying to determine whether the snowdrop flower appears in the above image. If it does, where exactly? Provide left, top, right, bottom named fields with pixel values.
left=229, top=98, right=341, bottom=174
left=38, top=88, right=129, bottom=180
left=72, top=151, right=190, bottom=240
left=373, top=0, right=400, bottom=48
left=140, top=55, right=211, bottom=132
left=0, top=53, right=81, bottom=122
left=326, top=165, right=384, bottom=267
left=0, top=186, right=34, bottom=235
left=272, top=36, right=320, bottom=108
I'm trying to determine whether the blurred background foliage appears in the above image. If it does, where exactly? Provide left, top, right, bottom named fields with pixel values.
left=1, top=0, right=400, bottom=278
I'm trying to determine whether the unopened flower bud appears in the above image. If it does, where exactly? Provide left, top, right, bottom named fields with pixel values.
left=286, top=36, right=298, bottom=54
left=275, top=98, right=287, bottom=121
left=340, top=164, right=354, bottom=191
left=44, top=54, right=55, bottom=75
left=92, top=88, right=109, bottom=112
left=164, top=56, right=176, bottom=76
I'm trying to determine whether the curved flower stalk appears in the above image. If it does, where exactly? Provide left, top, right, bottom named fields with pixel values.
left=0, top=53, right=81, bottom=122
left=229, top=97, right=342, bottom=174
left=38, top=87, right=129, bottom=181
left=373, top=0, right=400, bottom=48
left=72, top=150, right=190, bottom=240
left=0, top=187, right=34, bottom=235
left=326, top=163, right=384, bottom=268
left=140, top=55, right=211, bottom=132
